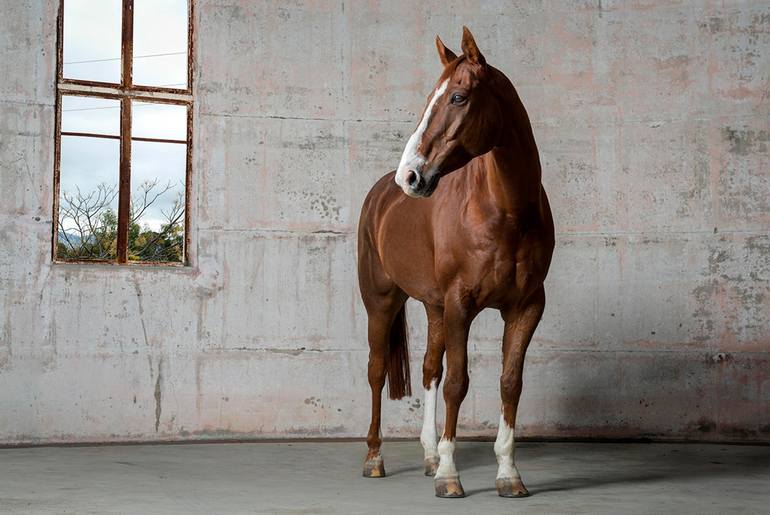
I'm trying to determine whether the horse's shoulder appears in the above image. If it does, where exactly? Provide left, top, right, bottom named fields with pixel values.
left=361, top=170, right=398, bottom=213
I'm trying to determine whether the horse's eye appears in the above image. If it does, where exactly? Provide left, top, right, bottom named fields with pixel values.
left=451, top=93, right=467, bottom=105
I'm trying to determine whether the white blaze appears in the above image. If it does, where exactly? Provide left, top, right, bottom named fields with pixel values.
left=493, top=412, right=520, bottom=480
left=420, top=379, right=439, bottom=461
left=434, top=437, right=458, bottom=479
left=395, top=79, right=449, bottom=193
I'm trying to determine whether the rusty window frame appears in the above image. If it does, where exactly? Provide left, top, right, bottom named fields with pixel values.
left=53, top=0, right=194, bottom=266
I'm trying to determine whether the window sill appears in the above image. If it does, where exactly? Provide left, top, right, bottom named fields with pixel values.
left=51, top=259, right=197, bottom=273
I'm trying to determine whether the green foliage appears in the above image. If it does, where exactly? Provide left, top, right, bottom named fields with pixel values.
left=127, top=217, right=184, bottom=262
left=58, top=207, right=183, bottom=262
left=57, top=181, right=184, bottom=263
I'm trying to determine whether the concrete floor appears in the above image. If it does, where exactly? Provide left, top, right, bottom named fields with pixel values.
left=1, top=441, right=768, bottom=514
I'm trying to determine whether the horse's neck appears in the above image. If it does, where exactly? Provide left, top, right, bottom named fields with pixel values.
left=478, top=121, right=542, bottom=214
left=468, top=86, right=541, bottom=214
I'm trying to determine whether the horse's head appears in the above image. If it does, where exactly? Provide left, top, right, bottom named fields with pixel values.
left=395, top=27, right=503, bottom=198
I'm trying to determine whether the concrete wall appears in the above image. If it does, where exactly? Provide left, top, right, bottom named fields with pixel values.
left=1, top=0, right=769, bottom=445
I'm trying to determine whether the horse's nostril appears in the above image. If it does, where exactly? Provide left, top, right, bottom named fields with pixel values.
left=406, top=170, right=418, bottom=187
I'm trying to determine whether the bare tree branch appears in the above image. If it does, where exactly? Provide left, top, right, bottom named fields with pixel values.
left=59, top=179, right=183, bottom=262
left=130, top=179, right=174, bottom=224
left=58, top=182, right=118, bottom=259
left=136, top=201, right=185, bottom=260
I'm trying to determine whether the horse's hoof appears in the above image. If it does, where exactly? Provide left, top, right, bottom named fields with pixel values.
left=496, top=477, right=529, bottom=498
left=362, top=456, right=386, bottom=478
left=424, top=456, right=439, bottom=476
left=434, top=477, right=465, bottom=498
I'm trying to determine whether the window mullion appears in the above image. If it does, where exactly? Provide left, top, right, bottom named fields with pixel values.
left=116, top=0, right=133, bottom=263
left=122, top=0, right=133, bottom=89
left=117, top=97, right=132, bottom=263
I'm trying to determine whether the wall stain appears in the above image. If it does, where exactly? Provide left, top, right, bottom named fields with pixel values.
left=154, top=357, right=163, bottom=433
left=132, top=274, right=150, bottom=347
left=722, top=127, right=769, bottom=156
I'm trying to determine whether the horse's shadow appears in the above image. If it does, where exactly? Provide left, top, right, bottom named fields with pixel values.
left=385, top=464, right=422, bottom=476
left=384, top=440, right=507, bottom=477
left=456, top=442, right=770, bottom=497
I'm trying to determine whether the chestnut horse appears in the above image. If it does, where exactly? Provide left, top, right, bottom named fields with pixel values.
left=357, top=27, right=554, bottom=498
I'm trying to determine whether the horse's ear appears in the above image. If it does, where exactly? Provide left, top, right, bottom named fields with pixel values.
left=461, top=26, right=485, bottom=65
left=435, top=35, right=457, bottom=66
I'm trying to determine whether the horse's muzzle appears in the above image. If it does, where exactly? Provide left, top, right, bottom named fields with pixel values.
left=402, top=170, right=438, bottom=198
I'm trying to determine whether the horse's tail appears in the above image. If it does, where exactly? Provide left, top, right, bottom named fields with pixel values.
left=387, top=304, right=412, bottom=400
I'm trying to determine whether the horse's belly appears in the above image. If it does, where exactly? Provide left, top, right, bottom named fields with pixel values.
left=434, top=232, right=550, bottom=309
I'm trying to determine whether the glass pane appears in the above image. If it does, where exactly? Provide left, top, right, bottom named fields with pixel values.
left=63, top=0, right=122, bottom=83
left=58, top=136, right=120, bottom=260
left=133, top=0, right=188, bottom=89
left=129, top=141, right=186, bottom=262
left=61, top=95, right=120, bottom=136
left=132, top=101, right=187, bottom=140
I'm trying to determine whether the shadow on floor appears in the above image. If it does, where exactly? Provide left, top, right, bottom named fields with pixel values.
left=454, top=442, right=770, bottom=497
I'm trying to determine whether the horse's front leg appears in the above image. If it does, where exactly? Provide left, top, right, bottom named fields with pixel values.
left=420, top=303, right=445, bottom=476
left=495, top=286, right=546, bottom=497
left=433, top=299, right=474, bottom=498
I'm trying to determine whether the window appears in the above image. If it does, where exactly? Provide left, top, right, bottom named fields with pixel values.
left=53, top=0, right=193, bottom=264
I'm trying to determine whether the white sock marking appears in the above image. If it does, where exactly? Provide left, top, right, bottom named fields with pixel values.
left=435, top=437, right=458, bottom=479
left=494, top=412, right=520, bottom=480
left=395, top=79, right=449, bottom=193
left=420, top=379, right=438, bottom=460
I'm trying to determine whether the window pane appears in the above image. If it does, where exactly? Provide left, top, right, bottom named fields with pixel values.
left=132, top=101, right=187, bottom=140
left=63, top=0, right=122, bottom=83
left=58, top=136, right=120, bottom=260
left=129, top=141, right=186, bottom=262
left=133, top=0, right=188, bottom=89
left=61, top=95, right=120, bottom=136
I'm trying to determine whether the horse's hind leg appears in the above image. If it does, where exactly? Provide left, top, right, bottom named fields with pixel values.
left=420, top=303, right=444, bottom=476
left=361, top=287, right=407, bottom=478
left=495, top=286, right=545, bottom=498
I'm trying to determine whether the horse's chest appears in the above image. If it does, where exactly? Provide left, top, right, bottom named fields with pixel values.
left=437, top=235, right=519, bottom=295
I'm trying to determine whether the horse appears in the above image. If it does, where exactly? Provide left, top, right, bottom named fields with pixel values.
left=356, top=26, right=554, bottom=499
